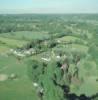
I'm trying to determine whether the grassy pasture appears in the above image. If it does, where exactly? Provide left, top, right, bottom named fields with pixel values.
left=0, top=31, right=50, bottom=40
left=0, top=55, right=38, bottom=100
left=58, top=36, right=87, bottom=44
left=0, top=37, right=28, bottom=48
left=53, top=43, right=88, bottom=54
left=69, top=44, right=88, bottom=53
left=0, top=44, right=10, bottom=53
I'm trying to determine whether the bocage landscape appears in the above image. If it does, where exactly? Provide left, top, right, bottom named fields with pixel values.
left=0, top=0, right=98, bottom=100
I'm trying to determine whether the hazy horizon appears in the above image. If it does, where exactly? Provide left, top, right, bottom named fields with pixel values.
left=0, top=0, right=98, bottom=14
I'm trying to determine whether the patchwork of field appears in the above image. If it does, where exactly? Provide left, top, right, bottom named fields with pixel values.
left=0, top=14, right=98, bottom=100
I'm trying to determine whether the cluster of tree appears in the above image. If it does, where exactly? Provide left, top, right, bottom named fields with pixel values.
left=0, top=14, right=93, bottom=34
left=27, top=53, right=95, bottom=100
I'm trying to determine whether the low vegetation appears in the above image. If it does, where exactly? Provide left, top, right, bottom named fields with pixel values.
left=0, top=14, right=98, bottom=100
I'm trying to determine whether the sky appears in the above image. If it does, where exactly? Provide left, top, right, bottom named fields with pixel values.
left=0, top=0, right=98, bottom=14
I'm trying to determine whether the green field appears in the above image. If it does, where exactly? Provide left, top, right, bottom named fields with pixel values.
left=0, top=44, right=10, bottom=53
left=0, top=55, right=38, bottom=100
left=0, top=31, right=50, bottom=41
left=57, top=36, right=87, bottom=44
left=0, top=37, right=28, bottom=48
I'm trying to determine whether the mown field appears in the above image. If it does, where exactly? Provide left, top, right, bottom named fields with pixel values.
left=0, top=31, right=50, bottom=41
